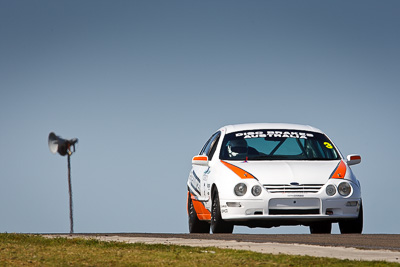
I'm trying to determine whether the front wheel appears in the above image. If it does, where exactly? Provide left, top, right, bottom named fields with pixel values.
left=339, top=203, right=363, bottom=234
left=211, top=189, right=233, bottom=234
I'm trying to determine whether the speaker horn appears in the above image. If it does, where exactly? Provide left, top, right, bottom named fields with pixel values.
left=48, top=132, right=78, bottom=156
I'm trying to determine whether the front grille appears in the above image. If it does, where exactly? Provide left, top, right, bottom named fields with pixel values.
left=263, top=184, right=324, bottom=194
left=269, top=209, right=320, bottom=215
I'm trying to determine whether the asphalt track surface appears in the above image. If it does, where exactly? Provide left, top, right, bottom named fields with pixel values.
left=78, top=233, right=400, bottom=251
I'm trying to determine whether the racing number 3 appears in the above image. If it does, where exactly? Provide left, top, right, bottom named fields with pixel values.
left=324, top=142, right=333, bottom=149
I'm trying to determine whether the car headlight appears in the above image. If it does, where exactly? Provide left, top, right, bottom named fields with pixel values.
left=338, top=182, right=351, bottom=196
left=326, top=184, right=336, bottom=196
left=234, top=183, right=247, bottom=196
left=251, top=185, right=262, bottom=196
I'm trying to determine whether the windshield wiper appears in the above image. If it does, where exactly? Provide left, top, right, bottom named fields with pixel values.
left=247, top=155, right=273, bottom=160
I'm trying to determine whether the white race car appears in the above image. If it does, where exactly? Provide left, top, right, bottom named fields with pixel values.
left=187, top=123, right=362, bottom=234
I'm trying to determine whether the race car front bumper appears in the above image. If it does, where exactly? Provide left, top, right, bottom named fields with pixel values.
left=220, top=197, right=361, bottom=227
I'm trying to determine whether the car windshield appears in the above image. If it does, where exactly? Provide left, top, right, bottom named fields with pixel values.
left=219, top=129, right=340, bottom=161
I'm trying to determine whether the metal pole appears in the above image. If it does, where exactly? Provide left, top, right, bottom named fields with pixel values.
left=67, top=153, right=74, bottom=234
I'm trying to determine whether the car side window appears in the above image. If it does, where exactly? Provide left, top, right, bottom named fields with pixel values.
left=201, top=132, right=221, bottom=160
left=199, top=139, right=211, bottom=155
left=200, top=133, right=215, bottom=155
left=207, top=134, right=220, bottom=160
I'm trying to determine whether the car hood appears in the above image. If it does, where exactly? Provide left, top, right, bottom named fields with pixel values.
left=225, top=160, right=340, bottom=185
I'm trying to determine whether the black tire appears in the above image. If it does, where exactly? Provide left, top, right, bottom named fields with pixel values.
left=211, top=189, right=234, bottom=234
left=339, top=203, right=363, bottom=234
left=309, top=222, right=332, bottom=234
left=188, top=193, right=210, bottom=233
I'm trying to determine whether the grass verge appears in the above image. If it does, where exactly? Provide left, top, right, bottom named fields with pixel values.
left=0, top=233, right=397, bottom=266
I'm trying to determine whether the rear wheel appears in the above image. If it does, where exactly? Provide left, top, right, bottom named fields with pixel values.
left=188, top=193, right=210, bottom=233
left=211, top=189, right=234, bottom=234
left=309, top=222, right=332, bottom=234
left=339, top=203, right=363, bottom=234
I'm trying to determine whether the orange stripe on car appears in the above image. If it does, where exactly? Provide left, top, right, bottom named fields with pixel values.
left=221, top=160, right=255, bottom=179
left=190, top=192, right=211, bottom=220
left=331, top=160, right=347, bottom=179
left=192, top=156, right=208, bottom=161
left=186, top=191, right=189, bottom=215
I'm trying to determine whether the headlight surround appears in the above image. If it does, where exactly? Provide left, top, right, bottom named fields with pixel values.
left=251, top=185, right=262, bottom=196
left=326, top=184, right=337, bottom=196
left=338, top=182, right=351, bottom=196
left=234, top=183, right=247, bottom=196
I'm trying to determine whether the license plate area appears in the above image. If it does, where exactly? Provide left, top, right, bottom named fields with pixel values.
left=269, top=198, right=320, bottom=215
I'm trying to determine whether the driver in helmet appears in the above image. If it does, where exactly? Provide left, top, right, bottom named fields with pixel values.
left=227, top=139, right=248, bottom=158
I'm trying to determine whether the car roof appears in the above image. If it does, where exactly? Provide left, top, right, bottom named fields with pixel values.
left=220, top=123, right=324, bottom=134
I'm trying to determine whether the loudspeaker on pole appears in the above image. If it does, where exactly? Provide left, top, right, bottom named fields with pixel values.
left=48, top=132, right=78, bottom=156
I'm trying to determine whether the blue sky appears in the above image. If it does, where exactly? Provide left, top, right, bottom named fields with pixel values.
left=1, top=0, right=399, bottom=234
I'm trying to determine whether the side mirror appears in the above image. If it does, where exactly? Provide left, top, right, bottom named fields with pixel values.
left=192, top=155, right=209, bottom=166
left=347, top=154, right=361, bottom=166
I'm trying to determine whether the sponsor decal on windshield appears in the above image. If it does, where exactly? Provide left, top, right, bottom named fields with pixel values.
left=235, top=131, right=314, bottom=139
